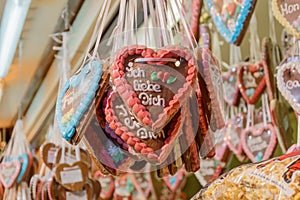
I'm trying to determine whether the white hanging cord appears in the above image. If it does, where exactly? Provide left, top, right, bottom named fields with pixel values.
left=246, top=104, right=255, bottom=129
left=229, top=45, right=242, bottom=65
left=249, top=14, right=261, bottom=62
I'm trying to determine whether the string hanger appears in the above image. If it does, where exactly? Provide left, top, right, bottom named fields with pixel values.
left=249, top=14, right=261, bottom=63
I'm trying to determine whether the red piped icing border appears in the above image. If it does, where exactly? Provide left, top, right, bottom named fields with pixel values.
left=237, top=62, right=266, bottom=105
left=201, top=48, right=225, bottom=130
left=111, top=45, right=197, bottom=131
left=105, top=91, right=183, bottom=163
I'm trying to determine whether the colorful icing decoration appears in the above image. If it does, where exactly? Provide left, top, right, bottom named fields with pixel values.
left=162, top=168, right=185, bottom=192
left=111, top=45, right=196, bottom=131
left=241, top=124, right=277, bottom=162
left=222, top=66, right=241, bottom=106
left=94, top=171, right=115, bottom=200
left=0, top=160, right=21, bottom=188
left=56, top=61, right=102, bottom=141
left=276, top=57, right=300, bottom=114
left=238, top=62, right=266, bottom=104
left=272, top=0, right=300, bottom=39
left=205, top=0, right=257, bottom=45
left=16, top=153, right=29, bottom=183
left=105, top=90, right=182, bottom=163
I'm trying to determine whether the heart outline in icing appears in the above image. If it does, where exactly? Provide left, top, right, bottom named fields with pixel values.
left=272, top=0, right=300, bottom=39
left=0, top=160, right=21, bottom=188
left=111, top=45, right=196, bottom=131
left=238, top=62, right=266, bottom=104
left=276, top=59, right=300, bottom=114
left=241, top=123, right=277, bottom=162
left=224, top=114, right=245, bottom=156
left=205, top=0, right=257, bottom=45
left=222, top=66, right=240, bottom=106
left=56, top=61, right=103, bottom=141
left=162, top=168, right=185, bottom=192
left=94, top=170, right=115, bottom=199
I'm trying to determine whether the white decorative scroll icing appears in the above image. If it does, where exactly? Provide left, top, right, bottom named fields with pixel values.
left=116, top=104, right=165, bottom=139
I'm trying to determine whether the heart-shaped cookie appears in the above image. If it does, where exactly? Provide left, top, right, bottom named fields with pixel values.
left=111, top=45, right=196, bottom=131
left=130, top=173, right=154, bottom=199
left=238, top=62, right=266, bottom=104
left=40, top=142, right=59, bottom=170
left=224, top=114, right=245, bottom=156
left=241, top=124, right=277, bottom=162
left=195, top=158, right=226, bottom=186
left=222, top=66, right=240, bottom=106
left=0, top=160, right=21, bottom=188
left=105, top=91, right=174, bottom=161
left=183, top=0, right=202, bottom=41
left=56, top=61, right=103, bottom=142
left=277, top=58, right=300, bottom=114
left=205, top=0, right=257, bottom=45
left=93, top=171, right=115, bottom=199
left=162, top=168, right=185, bottom=192
left=272, top=0, right=300, bottom=39
left=198, top=48, right=225, bottom=131
left=54, top=161, right=88, bottom=192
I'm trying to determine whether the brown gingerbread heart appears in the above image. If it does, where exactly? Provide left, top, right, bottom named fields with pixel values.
left=40, top=142, right=59, bottom=170
left=54, top=161, right=88, bottom=192
left=111, top=45, right=197, bottom=131
left=55, top=147, right=91, bottom=169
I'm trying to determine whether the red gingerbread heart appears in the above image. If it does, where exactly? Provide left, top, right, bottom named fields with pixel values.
left=94, top=171, right=115, bottom=200
left=238, top=62, right=266, bottom=104
left=241, top=124, right=277, bottom=162
left=111, top=45, right=197, bottom=132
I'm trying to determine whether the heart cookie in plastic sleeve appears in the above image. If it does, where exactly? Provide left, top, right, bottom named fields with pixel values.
left=193, top=151, right=300, bottom=200
left=111, top=45, right=197, bottom=132
left=205, top=0, right=257, bottom=45
left=272, top=0, right=300, bottom=39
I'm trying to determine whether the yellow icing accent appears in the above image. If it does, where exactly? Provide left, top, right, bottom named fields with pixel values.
left=61, top=108, right=75, bottom=124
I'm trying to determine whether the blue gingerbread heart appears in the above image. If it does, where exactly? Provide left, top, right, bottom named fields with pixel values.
left=205, top=0, right=257, bottom=45
left=56, top=61, right=103, bottom=141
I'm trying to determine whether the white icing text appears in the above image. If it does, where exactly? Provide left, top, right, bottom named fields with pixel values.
left=280, top=3, right=299, bottom=15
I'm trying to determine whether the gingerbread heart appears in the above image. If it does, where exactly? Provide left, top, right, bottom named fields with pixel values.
left=56, top=61, right=103, bottom=142
left=195, top=158, right=226, bottom=186
left=224, top=114, right=245, bottom=156
left=94, top=171, right=115, bottom=199
left=40, top=142, right=59, bottom=170
left=199, top=48, right=225, bottom=131
left=205, top=0, right=257, bottom=45
left=272, top=0, right=300, bottom=39
left=183, top=0, right=202, bottom=41
left=238, top=62, right=266, bottom=104
left=241, top=124, right=277, bottom=162
left=0, top=160, right=21, bottom=188
left=105, top=90, right=175, bottom=162
left=222, top=66, right=240, bottom=106
left=130, top=173, right=153, bottom=199
left=54, top=161, right=88, bottom=192
left=162, top=168, right=185, bottom=192
left=277, top=58, right=300, bottom=114
left=111, top=45, right=196, bottom=131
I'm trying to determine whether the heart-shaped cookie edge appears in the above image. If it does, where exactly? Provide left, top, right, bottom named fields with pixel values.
left=56, top=61, right=103, bottom=141
left=272, top=0, right=300, bottom=39
left=241, top=124, right=277, bottom=162
left=111, top=45, right=196, bottom=131
left=206, top=0, right=257, bottom=45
